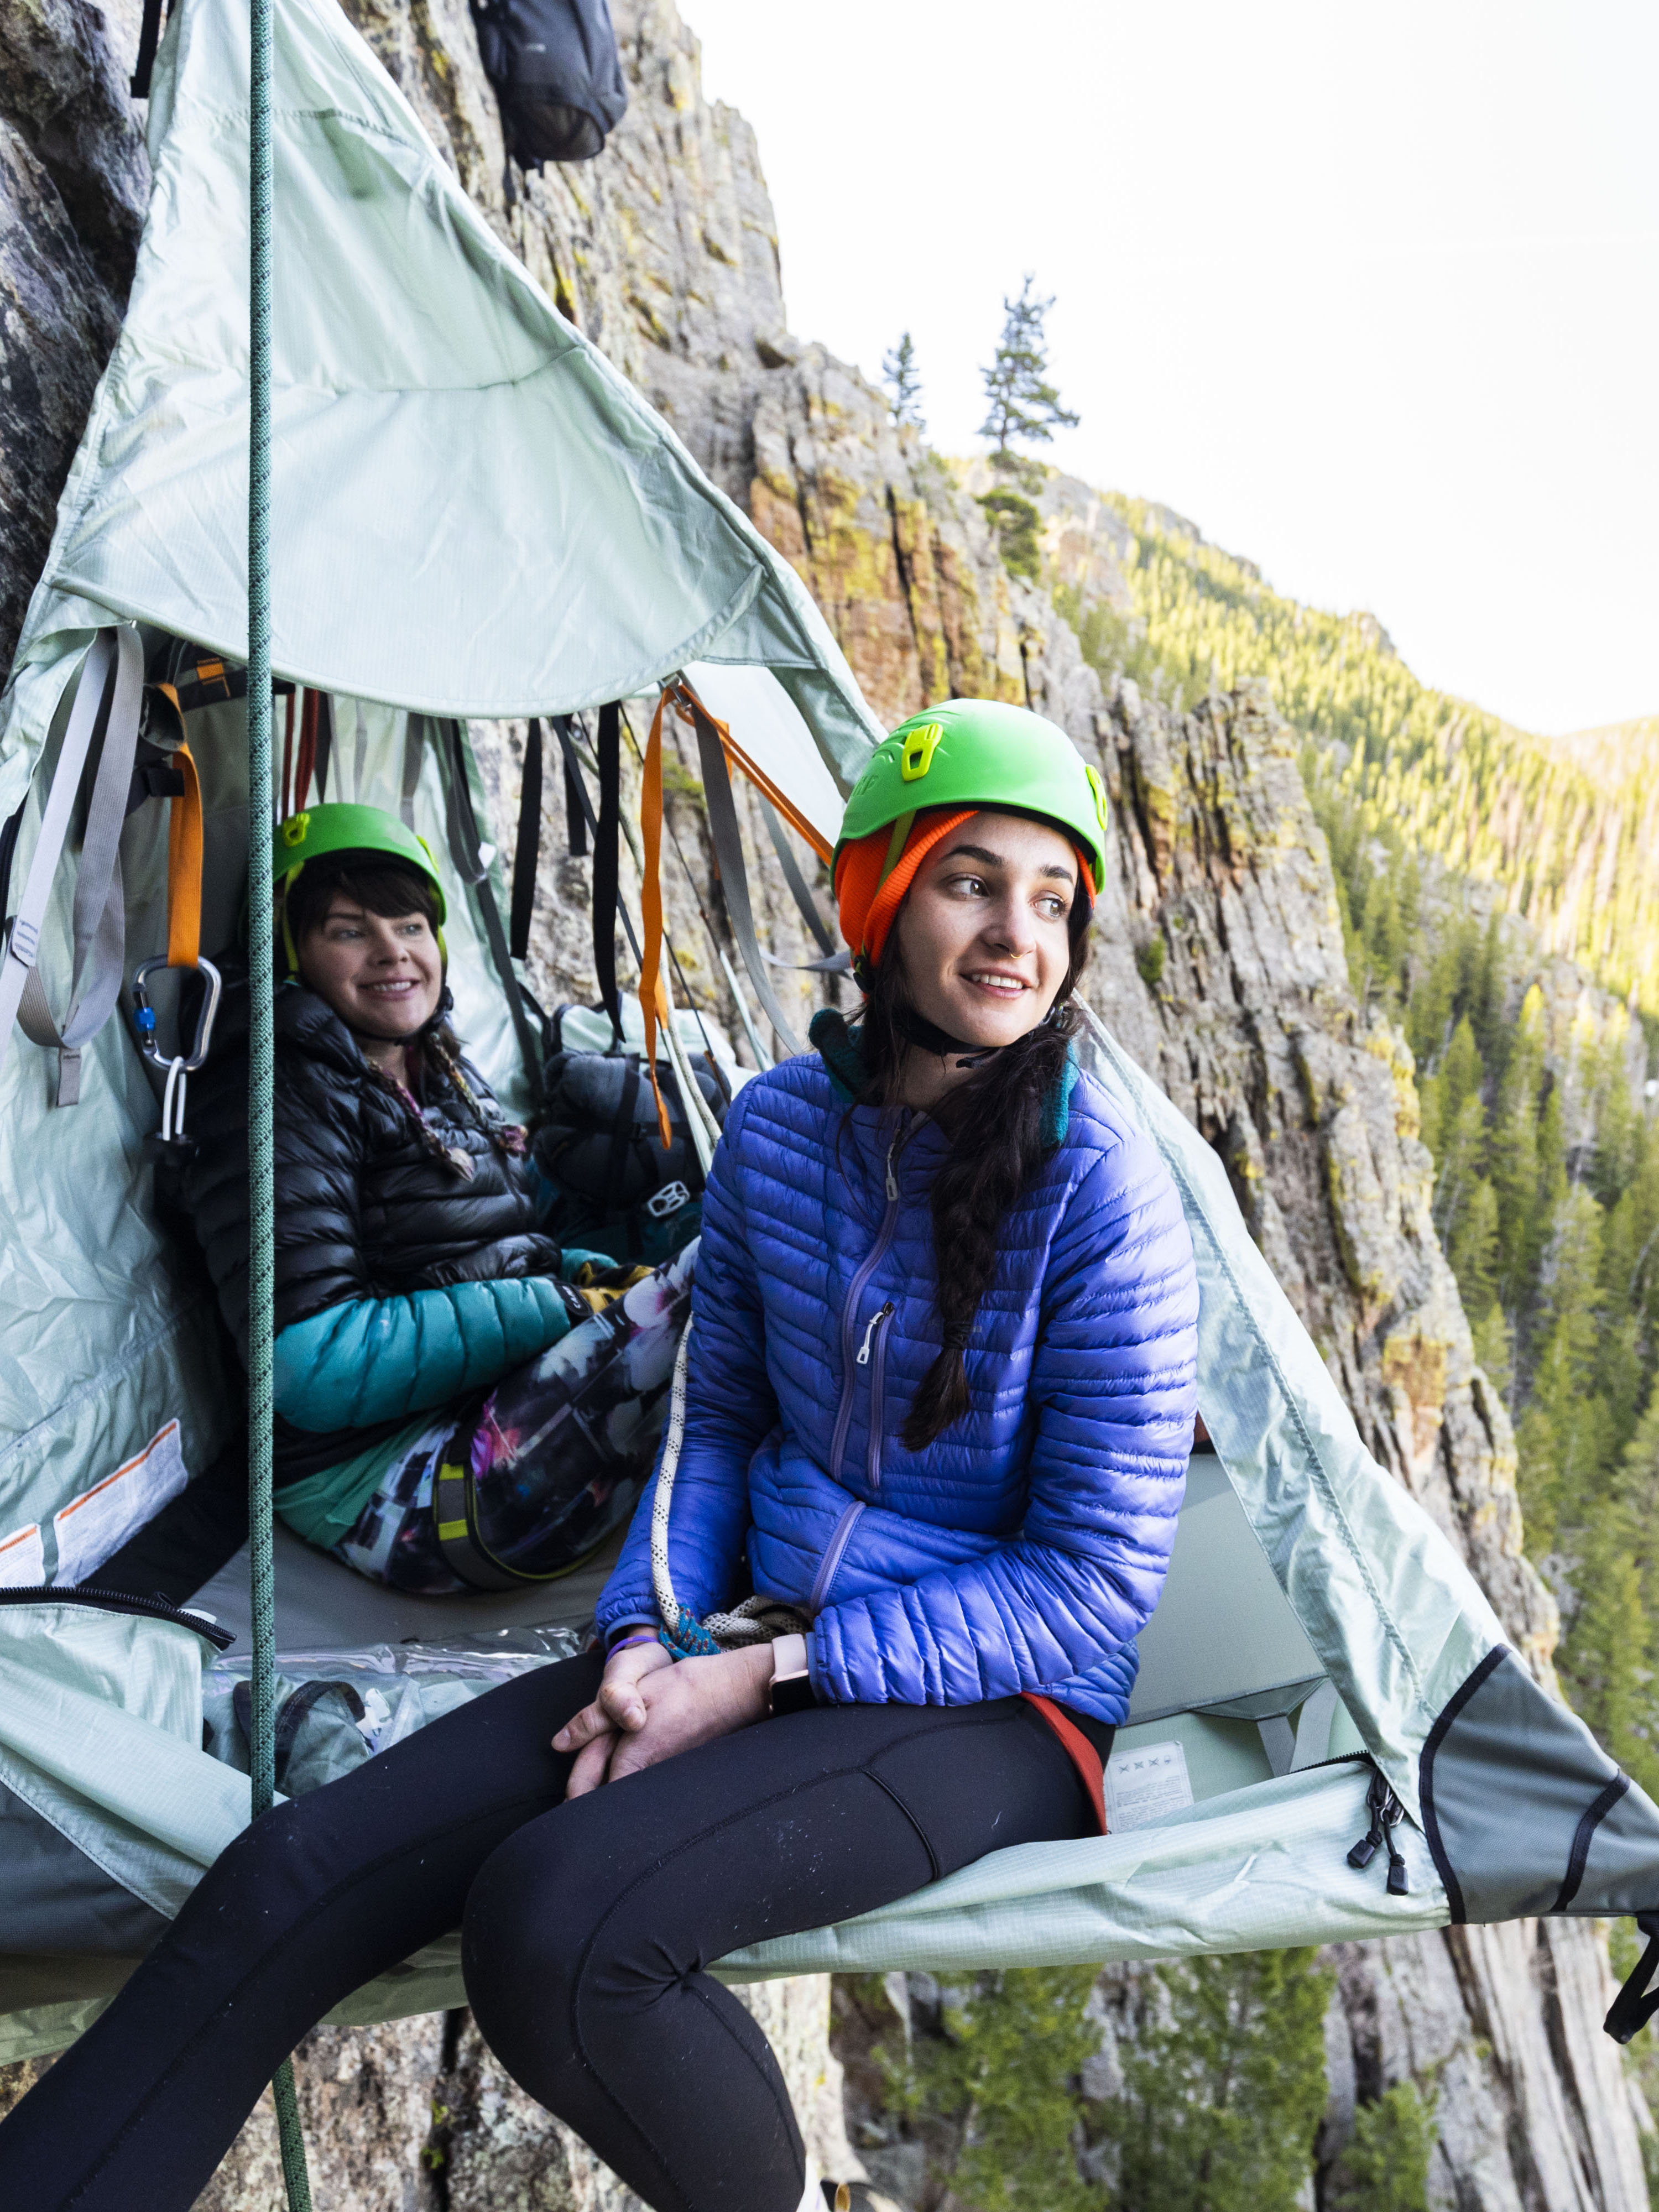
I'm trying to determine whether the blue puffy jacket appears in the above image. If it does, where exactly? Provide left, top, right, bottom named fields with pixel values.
left=596, top=1037, right=1199, bottom=1724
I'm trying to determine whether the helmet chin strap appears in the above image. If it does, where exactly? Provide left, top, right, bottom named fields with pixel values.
left=894, top=1005, right=1000, bottom=1068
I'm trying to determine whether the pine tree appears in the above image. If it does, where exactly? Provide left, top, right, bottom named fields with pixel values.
left=979, top=276, right=1078, bottom=486
left=1098, top=1950, right=1332, bottom=2212
left=1517, top=1186, right=1606, bottom=1554
left=905, top=1969, right=1104, bottom=2212
left=1490, top=987, right=1547, bottom=1312
left=1328, top=2082, right=1439, bottom=2212
left=1427, top=1016, right=1487, bottom=1244
left=881, top=332, right=925, bottom=431
left=1448, top=1178, right=1501, bottom=1318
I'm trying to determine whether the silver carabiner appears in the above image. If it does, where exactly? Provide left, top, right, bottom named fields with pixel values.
left=130, top=954, right=222, bottom=1074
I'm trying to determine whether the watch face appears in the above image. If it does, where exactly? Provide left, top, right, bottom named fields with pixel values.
left=768, top=1672, right=816, bottom=1718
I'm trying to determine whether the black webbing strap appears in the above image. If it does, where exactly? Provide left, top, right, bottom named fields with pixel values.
left=0, top=796, right=24, bottom=934
left=511, top=718, right=543, bottom=962
left=603, top=1056, right=643, bottom=1215
left=1606, top=1913, right=1659, bottom=2044
left=436, top=717, right=546, bottom=1101
left=759, top=797, right=835, bottom=957
left=553, top=714, right=641, bottom=974
left=131, top=0, right=166, bottom=95
left=561, top=720, right=587, bottom=857
left=686, top=699, right=804, bottom=1055
left=434, top=1458, right=526, bottom=1590
left=434, top=1418, right=618, bottom=1589
left=313, top=693, right=332, bottom=800
left=593, top=703, right=624, bottom=1044
left=232, top=1677, right=367, bottom=1793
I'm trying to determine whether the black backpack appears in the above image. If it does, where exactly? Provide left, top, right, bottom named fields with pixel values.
left=531, top=1010, right=729, bottom=1264
left=471, top=0, right=628, bottom=168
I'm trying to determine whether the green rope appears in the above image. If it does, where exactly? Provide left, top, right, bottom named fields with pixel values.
left=247, top=0, right=312, bottom=2198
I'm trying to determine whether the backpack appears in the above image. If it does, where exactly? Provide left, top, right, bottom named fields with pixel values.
left=471, top=0, right=628, bottom=169
left=532, top=1006, right=729, bottom=1264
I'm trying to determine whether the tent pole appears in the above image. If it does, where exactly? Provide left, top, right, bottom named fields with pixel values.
left=247, top=0, right=312, bottom=2198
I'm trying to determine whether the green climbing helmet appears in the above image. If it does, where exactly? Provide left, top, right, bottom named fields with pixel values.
left=834, top=698, right=1110, bottom=895
left=272, top=802, right=447, bottom=974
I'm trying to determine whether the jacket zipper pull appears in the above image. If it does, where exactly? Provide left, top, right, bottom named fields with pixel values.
left=857, top=1301, right=895, bottom=1365
left=1347, top=1766, right=1408, bottom=1893
left=884, top=1132, right=900, bottom=1202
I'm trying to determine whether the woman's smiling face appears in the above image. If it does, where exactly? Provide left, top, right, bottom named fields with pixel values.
left=298, top=896, right=443, bottom=1050
left=893, top=810, right=1080, bottom=1050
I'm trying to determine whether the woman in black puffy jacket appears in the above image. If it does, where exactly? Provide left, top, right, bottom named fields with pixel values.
left=175, top=801, right=692, bottom=1591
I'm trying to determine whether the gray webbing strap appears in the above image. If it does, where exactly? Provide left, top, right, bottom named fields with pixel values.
left=759, top=796, right=835, bottom=958
left=436, top=717, right=546, bottom=1102
left=687, top=702, right=804, bottom=1056
left=398, top=712, right=424, bottom=826
left=0, top=628, right=143, bottom=1104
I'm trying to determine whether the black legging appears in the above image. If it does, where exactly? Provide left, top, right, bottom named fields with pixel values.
left=0, top=1653, right=1103, bottom=2212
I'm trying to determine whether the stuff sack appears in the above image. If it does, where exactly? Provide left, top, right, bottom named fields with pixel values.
left=533, top=1008, right=727, bottom=1263
left=471, top=0, right=628, bottom=168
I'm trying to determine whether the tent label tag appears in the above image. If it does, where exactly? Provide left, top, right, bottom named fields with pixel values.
left=1103, top=1740, right=1194, bottom=1832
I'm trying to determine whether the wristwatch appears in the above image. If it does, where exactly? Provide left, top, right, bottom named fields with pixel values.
left=768, top=1632, right=816, bottom=1717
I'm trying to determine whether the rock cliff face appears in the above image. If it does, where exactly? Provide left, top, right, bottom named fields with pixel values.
left=0, top=0, right=1650, bottom=2206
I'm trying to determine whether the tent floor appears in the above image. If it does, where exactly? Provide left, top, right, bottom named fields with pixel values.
left=187, top=1521, right=622, bottom=1656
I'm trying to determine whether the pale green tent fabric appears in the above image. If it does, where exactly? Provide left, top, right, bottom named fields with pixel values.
left=0, top=0, right=880, bottom=1551
left=11, top=0, right=880, bottom=769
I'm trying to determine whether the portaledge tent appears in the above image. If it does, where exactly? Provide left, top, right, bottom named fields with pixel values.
left=0, top=0, right=1655, bottom=2071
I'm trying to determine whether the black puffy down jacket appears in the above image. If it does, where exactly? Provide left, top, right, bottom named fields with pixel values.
left=176, top=967, right=559, bottom=1480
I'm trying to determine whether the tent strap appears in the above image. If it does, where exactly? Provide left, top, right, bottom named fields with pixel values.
left=435, top=716, right=546, bottom=1102
left=0, top=626, right=143, bottom=1107
left=592, top=705, right=624, bottom=1044
left=758, top=796, right=835, bottom=958
left=510, top=717, right=542, bottom=962
left=673, top=687, right=805, bottom=1056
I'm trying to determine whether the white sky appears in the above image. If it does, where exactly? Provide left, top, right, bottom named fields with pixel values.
left=685, top=0, right=1659, bottom=739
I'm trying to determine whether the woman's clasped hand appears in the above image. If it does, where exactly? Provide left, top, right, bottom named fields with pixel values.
left=554, top=1639, right=773, bottom=1796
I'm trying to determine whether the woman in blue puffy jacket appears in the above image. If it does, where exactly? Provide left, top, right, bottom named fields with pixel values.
left=0, top=701, right=1199, bottom=2212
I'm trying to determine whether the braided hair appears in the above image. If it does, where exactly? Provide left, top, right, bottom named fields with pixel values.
left=858, top=878, right=1093, bottom=1451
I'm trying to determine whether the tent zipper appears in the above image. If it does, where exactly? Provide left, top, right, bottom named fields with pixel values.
left=1347, top=1760, right=1409, bottom=1894
left=829, top=1121, right=908, bottom=1484
left=0, top=1583, right=236, bottom=1650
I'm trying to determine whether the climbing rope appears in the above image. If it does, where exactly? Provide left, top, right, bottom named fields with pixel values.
left=247, top=0, right=312, bottom=2195
left=650, top=1322, right=808, bottom=1656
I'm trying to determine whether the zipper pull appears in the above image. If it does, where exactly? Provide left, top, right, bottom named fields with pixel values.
left=857, top=1301, right=895, bottom=1365
left=1347, top=1766, right=1408, bottom=1892
left=884, top=1134, right=900, bottom=1202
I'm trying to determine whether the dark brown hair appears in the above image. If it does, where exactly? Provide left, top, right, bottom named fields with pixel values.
left=284, top=855, right=441, bottom=947
left=860, top=879, right=1092, bottom=1451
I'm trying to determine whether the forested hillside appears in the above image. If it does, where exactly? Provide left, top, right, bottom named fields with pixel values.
left=1054, top=493, right=1659, bottom=1814
left=1063, top=499, right=1659, bottom=1015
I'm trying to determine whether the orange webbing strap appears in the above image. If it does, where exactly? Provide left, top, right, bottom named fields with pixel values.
left=638, top=693, right=674, bottom=1151
left=166, top=742, right=204, bottom=971
left=718, top=727, right=832, bottom=864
